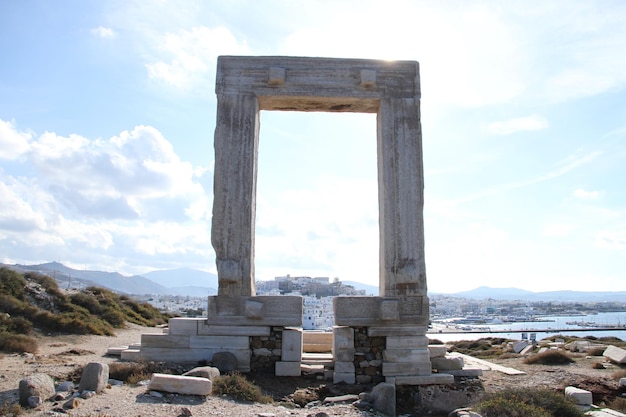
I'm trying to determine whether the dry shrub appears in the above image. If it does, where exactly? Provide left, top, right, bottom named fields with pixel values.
left=108, top=361, right=172, bottom=384
left=0, top=401, right=22, bottom=416
left=476, top=397, right=551, bottom=417
left=610, top=397, right=626, bottom=413
left=212, top=372, right=272, bottom=403
left=0, top=332, right=38, bottom=353
left=612, top=369, right=626, bottom=380
left=587, top=346, right=606, bottom=356
left=474, top=388, right=584, bottom=417
left=524, top=350, right=574, bottom=365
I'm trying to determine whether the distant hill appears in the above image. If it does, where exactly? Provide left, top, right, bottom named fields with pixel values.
left=450, top=286, right=534, bottom=300
left=8, top=262, right=169, bottom=295
left=140, top=268, right=218, bottom=295
left=2, top=262, right=218, bottom=297
left=440, top=286, right=626, bottom=302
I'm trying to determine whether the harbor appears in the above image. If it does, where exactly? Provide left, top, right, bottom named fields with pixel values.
left=428, top=311, right=626, bottom=342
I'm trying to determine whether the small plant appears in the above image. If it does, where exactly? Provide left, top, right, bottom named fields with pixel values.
left=473, top=388, right=585, bottom=417
left=0, top=401, right=22, bottom=416
left=0, top=332, right=38, bottom=353
left=587, top=346, right=606, bottom=356
left=449, top=338, right=511, bottom=359
left=212, top=372, right=272, bottom=403
left=108, top=361, right=172, bottom=384
left=612, top=369, right=626, bottom=380
left=475, top=396, right=551, bottom=417
left=592, top=362, right=605, bottom=369
left=609, top=397, right=626, bottom=413
left=524, top=350, right=574, bottom=365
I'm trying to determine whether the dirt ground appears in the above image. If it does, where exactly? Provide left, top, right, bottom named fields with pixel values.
left=1, top=325, right=625, bottom=416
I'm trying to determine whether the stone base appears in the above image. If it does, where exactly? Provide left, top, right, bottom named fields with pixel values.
left=130, top=297, right=304, bottom=374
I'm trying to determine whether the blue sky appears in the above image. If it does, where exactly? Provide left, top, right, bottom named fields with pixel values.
left=1, top=1, right=625, bottom=293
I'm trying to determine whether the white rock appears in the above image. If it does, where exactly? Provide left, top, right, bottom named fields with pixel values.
left=148, top=374, right=212, bottom=396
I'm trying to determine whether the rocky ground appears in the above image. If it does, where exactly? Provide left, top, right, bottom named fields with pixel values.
left=1, top=325, right=625, bottom=416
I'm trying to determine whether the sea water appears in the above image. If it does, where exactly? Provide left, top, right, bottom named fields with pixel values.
left=428, top=311, right=626, bottom=343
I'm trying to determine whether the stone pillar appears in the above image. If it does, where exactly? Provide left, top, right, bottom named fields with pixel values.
left=377, top=97, right=426, bottom=297
left=211, top=93, right=260, bottom=296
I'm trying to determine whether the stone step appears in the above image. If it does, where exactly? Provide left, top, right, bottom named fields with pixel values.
left=302, top=353, right=334, bottom=367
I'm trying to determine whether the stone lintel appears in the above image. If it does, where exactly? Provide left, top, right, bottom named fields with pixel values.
left=391, top=374, right=455, bottom=386
left=334, top=296, right=428, bottom=327
left=206, top=295, right=302, bottom=326
left=216, top=56, right=420, bottom=110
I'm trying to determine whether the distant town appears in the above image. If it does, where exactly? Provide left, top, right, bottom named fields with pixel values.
left=136, top=275, right=626, bottom=331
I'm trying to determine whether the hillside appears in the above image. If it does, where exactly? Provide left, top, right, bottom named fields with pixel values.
left=0, top=267, right=171, bottom=354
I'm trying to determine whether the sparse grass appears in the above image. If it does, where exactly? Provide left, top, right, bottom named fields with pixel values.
left=108, top=361, right=173, bottom=384
left=524, top=350, right=574, bottom=365
left=212, top=372, right=273, bottom=403
left=475, top=396, right=551, bottom=417
left=609, top=397, right=626, bottom=413
left=0, top=401, right=22, bottom=416
left=448, top=337, right=511, bottom=359
left=588, top=346, right=606, bottom=356
left=473, top=388, right=585, bottom=417
left=0, top=332, right=38, bottom=353
left=612, top=369, right=626, bottom=380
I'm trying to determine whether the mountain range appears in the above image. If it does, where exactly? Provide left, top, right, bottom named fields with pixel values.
left=2, top=262, right=625, bottom=303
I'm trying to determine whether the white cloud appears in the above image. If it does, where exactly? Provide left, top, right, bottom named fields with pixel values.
left=596, top=231, right=626, bottom=250
left=26, top=125, right=208, bottom=220
left=573, top=188, right=600, bottom=200
left=541, top=223, right=574, bottom=237
left=91, top=26, right=117, bottom=39
left=0, top=119, right=31, bottom=160
left=0, top=119, right=214, bottom=274
left=484, top=115, right=549, bottom=135
left=145, top=26, right=249, bottom=88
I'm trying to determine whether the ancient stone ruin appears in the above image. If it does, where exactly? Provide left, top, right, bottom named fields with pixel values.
left=129, top=55, right=452, bottom=386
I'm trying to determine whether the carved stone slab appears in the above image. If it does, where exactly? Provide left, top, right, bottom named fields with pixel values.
left=206, top=295, right=302, bottom=326
left=333, top=296, right=429, bottom=326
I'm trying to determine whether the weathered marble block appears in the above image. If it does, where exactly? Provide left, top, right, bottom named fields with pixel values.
left=206, top=295, right=302, bottom=326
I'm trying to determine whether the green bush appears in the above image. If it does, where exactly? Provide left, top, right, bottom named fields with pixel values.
left=0, top=268, right=27, bottom=299
left=212, top=372, right=272, bottom=403
left=524, top=350, right=574, bottom=365
left=449, top=338, right=511, bottom=359
left=476, top=396, right=551, bottom=417
left=474, top=388, right=585, bottom=417
left=0, top=270, right=172, bottom=354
